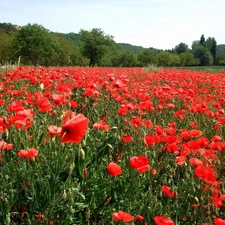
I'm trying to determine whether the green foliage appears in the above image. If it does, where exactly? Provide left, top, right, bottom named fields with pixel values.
left=50, top=32, right=86, bottom=66
left=174, top=42, right=189, bottom=55
left=65, top=32, right=82, bottom=45
left=0, top=22, right=19, bottom=33
left=138, top=49, right=158, bottom=67
left=0, top=22, right=224, bottom=67
left=193, top=46, right=213, bottom=66
left=157, top=52, right=173, bottom=66
left=0, top=30, right=16, bottom=65
left=79, top=28, right=114, bottom=67
left=217, top=44, right=225, bottom=55
left=116, top=43, right=146, bottom=53
left=13, top=24, right=61, bottom=66
left=179, top=52, right=195, bottom=66
left=200, top=34, right=205, bottom=46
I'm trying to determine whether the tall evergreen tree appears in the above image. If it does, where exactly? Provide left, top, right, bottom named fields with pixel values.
left=211, top=37, right=217, bottom=64
left=200, top=34, right=205, bottom=46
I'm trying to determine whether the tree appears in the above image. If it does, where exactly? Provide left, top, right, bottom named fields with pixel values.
left=200, top=34, right=205, bottom=46
left=137, top=49, right=158, bottom=66
left=0, top=30, right=15, bottom=65
left=201, top=51, right=213, bottom=66
left=118, top=51, right=138, bottom=67
left=157, top=52, right=173, bottom=66
left=79, top=28, right=114, bottom=67
left=174, top=42, right=188, bottom=55
left=13, top=24, right=60, bottom=66
left=192, top=40, right=201, bottom=51
left=193, top=46, right=213, bottom=66
left=171, top=54, right=181, bottom=66
left=179, top=52, right=195, bottom=66
left=210, top=37, right=217, bottom=64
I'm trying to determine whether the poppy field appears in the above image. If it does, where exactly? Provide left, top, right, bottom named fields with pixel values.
left=0, top=67, right=225, bottom=225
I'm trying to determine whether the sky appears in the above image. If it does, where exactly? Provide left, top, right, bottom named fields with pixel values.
left=1, top=0, right=224, bottom=50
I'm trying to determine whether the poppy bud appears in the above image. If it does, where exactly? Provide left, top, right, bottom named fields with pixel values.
left=62, top=190, right=67, bottom=199
left=79, top=148, right=85, bottom=159
left=40, top=83, right=44, bottom=91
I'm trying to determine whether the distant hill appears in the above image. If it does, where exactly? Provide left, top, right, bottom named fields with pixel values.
left=1, top=22, right=224, bottom=56
left=116, top=43, right=146, bottom=53
left=65, top=32, right=82, bottom=46
left=0, top=22, right=162, bottom=53
left=64, top=33, right=150, bottom=53
left=217, top=44, right=225, bottom=55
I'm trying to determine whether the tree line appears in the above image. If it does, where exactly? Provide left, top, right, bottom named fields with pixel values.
left=0, top=22, right=225, bottom=67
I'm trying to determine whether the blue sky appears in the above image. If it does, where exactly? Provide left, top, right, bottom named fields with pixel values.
left=1, top=0, right=224, bottom=49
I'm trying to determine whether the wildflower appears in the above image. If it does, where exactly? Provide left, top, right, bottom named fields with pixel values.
left=112, top=210, right=134, bottom=222
left=52, top=94, right=64, bottom=105
left=107, top=162, right=122, bottom=176
left=121, top=134, right=133, bottom=143
left=161, top=185, right=176, bottom=197
left=176, top=156, right=186, bottom=165
left=195, top=165, right=220, bottom=186
left=130, top=155, right=151, bottom=173
left=154, top=215, right=174, bottom=225
left=60, top=114, right=88, bottom=143
left=93, top=118, right=110, bottom=131
left=189, top=158, right=203, bottom=167
left=134, top=215, right=145, bottom=221
left=18, top=148, right=39, bottom=159
left=0, top=141, right=13, bottom=150
left=129, top=155, right=149, bottom=169
left=48, top=125, right=62, bottom=136
left=214, top=218, right=225, bottom=225
left=189, top=129, right=202, bottom=137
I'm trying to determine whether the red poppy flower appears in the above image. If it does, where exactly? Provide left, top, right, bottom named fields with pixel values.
left=38, top=97, right=52, bottom=112
left=0, top=141, right=13, bottom=150
left=70, top=100, right=78, bottom=108
left=18, top=148, right=39, bottom=158
left=167, top=143, right=179, bottom=154
left=197, top=137, right=209, bottom=147
left=60, top=114, right=88, bottom=143
left=62, top=110, right=77, bottom=123
left=214, top=218, right=225, bottom=225
left=93, top=119, right=110, bottom=131
left=176, top=156, right=186, bottom=165
left=129, top=156, right=149, bottom=169
left=187, top=140, right=200, bottom=150
left=212, top=135, right=222, bottom=142
left=189, top=158, right=203, bottom=167
left=7, top=101, right=25, bottom=112
left=189, top=129, right=202, bottom=137
left=189, top=121, right=197, bottom=128
left=195, top=165, right=220, bottom=186
left=107, top=162, right=122, bottom=176
left=144, top=135, right=161, bottom=146
left=154, top=215, right=174, bottom=225
left=121, top=134, right=133, bottom=143
left=48, top=125, right=62, bottom=136
left=161, top=185, right=176, bottom=197
left=112, top=210, right=134, bottom=222
left=52, top=94, right=64, bottom=105
left=134, top=215, right=145, bottom=221
left=137, top=164, right=151, bottom=173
